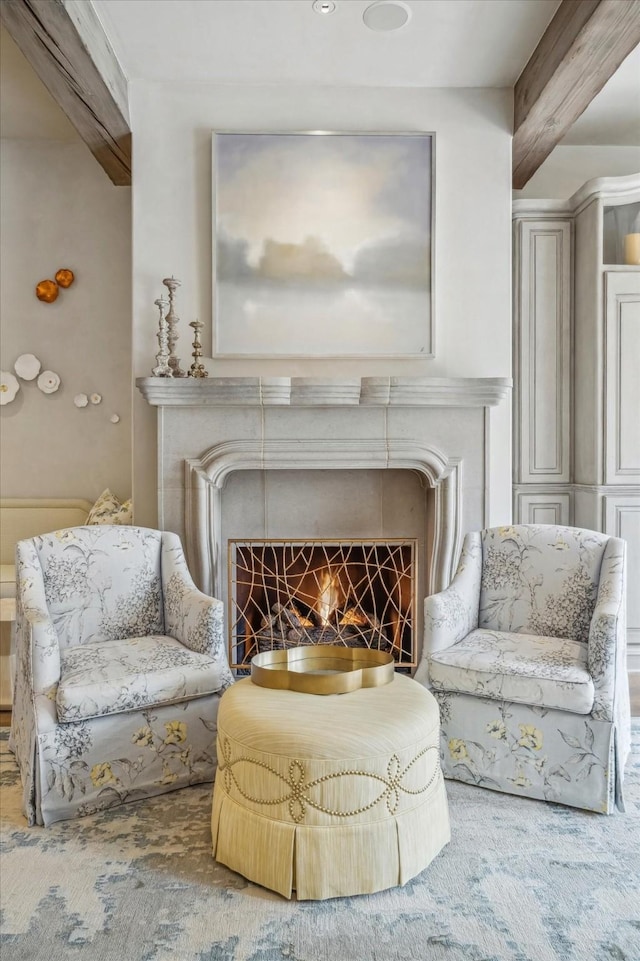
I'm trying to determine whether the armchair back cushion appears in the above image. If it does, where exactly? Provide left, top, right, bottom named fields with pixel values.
left=479, top=526, right=609, bottom=643
left=32, top=526, right=164, bottom=649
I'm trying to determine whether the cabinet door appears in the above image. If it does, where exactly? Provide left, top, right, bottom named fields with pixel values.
left=605, top=271, right=640, bottom=484
left=514, top=221, right=571, bottom=483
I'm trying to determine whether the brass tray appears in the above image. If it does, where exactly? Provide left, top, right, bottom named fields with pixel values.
left=250, top=645, right=394, bottom=695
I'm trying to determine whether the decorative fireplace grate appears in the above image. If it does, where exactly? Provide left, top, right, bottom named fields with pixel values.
left=228, top=539, right=417, bottom=669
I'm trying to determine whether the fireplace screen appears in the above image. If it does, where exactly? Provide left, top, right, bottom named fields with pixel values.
left=228, top=539, right=417, bottom=669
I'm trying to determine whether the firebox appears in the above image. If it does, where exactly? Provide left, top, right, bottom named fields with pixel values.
left=228, top=539, right=417, bottom=669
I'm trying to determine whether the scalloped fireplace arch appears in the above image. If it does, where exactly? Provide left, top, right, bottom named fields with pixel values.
left=184, top=437, right=462, bottom=600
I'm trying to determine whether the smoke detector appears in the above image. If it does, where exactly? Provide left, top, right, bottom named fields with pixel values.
left=363, top=1, right=411, bottom=31
left=312, top=1, right=336, bottom=14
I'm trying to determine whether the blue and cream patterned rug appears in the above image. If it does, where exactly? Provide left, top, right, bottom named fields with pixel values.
left=1, top=725, right=639, bottom=961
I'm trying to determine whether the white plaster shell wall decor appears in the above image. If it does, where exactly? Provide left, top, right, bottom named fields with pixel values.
left=37, top=370, right=61, bottom=394
left=90, top=393, right=102, bottom=405
left=14, top=353, right=41, bottom=380
left=110, top=414, right=120, bottom=424
left=0, top=371, right=20, bottom=405
left=74, top=393, right=89, bottom=408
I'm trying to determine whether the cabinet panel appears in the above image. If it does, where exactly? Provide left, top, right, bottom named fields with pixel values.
left=515, top=221, right=571, bottom=483
left=515, top=491, right=571, bottom=526
left=605, top=271, right=640, bottom=483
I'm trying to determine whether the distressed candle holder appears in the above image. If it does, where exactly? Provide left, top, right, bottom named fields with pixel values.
left=162, top=276, right=186, bottom=377
left=152, top=296, right=173, bottom=377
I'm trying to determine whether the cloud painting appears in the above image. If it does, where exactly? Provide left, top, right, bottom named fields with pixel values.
left=213, top=133, right=433, bottom=356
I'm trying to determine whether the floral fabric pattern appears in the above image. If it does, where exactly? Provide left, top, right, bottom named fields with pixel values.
left=56, top=635, right=229, bottom=722
left=435, top=690, right=615, bottom=814
left=36, top=700, right=220, bottom=823
left=416, top=525, right=630, bottom=814
left=35, top=526, right=164, bottom=648
left=479, top=525, right=607, bottom=642
left=8, top=526, right=234, bottom=826
left=85, top=488, right=133, bottom=525
left=429, top=629, right=594, bottom=714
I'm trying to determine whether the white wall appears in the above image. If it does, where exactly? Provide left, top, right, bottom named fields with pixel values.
left=130, top=83, right=514, bottom=529
left=0, top=140, right=132, bottom=501
left=514, top=145, right=640, bottom=201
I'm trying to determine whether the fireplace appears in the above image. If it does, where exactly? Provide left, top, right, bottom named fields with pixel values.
left=136, top=375, right=511, bottom=666
left=228, top=538, right=417, bottom=669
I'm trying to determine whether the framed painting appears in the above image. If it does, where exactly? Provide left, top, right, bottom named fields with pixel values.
left=212, top=131, right=434, bottom=357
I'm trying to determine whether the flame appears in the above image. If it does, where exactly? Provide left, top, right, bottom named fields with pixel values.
left=339, top=608, right=368, bottom=626
left=290, top=604, right=314, bottom=628
left=314, top=570, right=345, bottom=625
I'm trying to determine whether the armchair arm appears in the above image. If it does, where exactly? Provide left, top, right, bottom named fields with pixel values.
left=161, top=533, right=234, bottom=690
left=588, top=538, right=626, bottom=722
left=414, top=532, right=482, bottom=685
left=16, top=540, right=61, bottom=694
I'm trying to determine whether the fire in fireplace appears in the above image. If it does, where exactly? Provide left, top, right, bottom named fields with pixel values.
left=228, top=539, right=417, bottom=669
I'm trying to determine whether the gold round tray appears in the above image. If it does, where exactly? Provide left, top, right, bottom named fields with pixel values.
left=250, top=645, right=395, bottom=695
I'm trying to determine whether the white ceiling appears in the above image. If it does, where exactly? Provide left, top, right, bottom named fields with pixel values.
left=92, top=0, right=561, bottom=88
left=562, top=43, right=640, bottom=146
left=1, top=0, right=638, bottom=145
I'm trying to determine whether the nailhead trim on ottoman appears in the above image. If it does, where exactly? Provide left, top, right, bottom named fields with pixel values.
left=211, top=673, right=450, bottom=899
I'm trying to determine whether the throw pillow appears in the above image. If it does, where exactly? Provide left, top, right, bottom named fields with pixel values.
left=86, top=489, right=133, bottom=525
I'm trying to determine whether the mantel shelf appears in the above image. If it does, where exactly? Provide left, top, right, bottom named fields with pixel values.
left=136, top=376, right=511, bottom=408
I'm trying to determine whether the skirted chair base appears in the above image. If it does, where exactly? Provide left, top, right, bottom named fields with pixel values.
left=433, top=689, right=618, bottom=814
left=211, top=675, right=451, bottom=900
left=13, top=696, right=222, bottom=826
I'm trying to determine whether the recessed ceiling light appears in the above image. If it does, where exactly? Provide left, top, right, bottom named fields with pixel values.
left=312, top=0, right=336, bottom=14
left=363, top=1, right=411, bottom=31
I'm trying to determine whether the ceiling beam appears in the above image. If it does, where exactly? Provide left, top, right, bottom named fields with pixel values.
left=0, top=0, right=131, bottom=185
left=513, top=0, right=640, bottom=189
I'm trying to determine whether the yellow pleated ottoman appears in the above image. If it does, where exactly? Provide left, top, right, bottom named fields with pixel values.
left=211, top=673, right=450, bottom=900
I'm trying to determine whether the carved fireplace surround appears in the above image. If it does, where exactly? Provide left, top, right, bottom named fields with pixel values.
left=138, top=376, right=510, bottom=663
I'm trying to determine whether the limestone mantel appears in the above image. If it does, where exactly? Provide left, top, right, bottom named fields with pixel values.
left=137, top=376, right=511, bottom=409
left=137, top=376, right=511, bottom=658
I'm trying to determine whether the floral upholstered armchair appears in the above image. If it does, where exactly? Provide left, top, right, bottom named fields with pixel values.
left=414, top=525, right=631, bottom=814
left=9, top=526, right=234, bottom=826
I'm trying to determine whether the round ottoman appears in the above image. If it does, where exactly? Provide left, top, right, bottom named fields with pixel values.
left=211, top=673, right=450, bottom=900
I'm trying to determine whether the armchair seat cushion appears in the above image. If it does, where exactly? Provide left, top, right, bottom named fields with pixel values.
left=429, top=629, right=594, bottom=715
left=56, top=634, right=228, bottom=723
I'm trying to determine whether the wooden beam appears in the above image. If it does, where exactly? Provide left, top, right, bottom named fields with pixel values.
left=513, top=0, right=640, bottom=189
left=0, top=0, right=131, bottom=185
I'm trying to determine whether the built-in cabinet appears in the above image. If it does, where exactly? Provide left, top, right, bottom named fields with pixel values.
left=513, top=175, right=640, bottom=670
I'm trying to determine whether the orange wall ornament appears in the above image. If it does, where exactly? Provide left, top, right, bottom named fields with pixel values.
left=35, top=268, right=75, bottom=303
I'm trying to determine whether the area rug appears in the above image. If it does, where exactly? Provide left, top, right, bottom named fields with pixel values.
left=1, top=725, right=639, bottom=961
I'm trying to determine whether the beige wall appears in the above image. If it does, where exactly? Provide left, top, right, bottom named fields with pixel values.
left=130, top=83, right=514, bottom=528
left=0, top=140, right=132, bottom=502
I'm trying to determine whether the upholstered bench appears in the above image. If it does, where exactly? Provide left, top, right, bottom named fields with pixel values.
left=211, top=674, right=450, bottom=900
